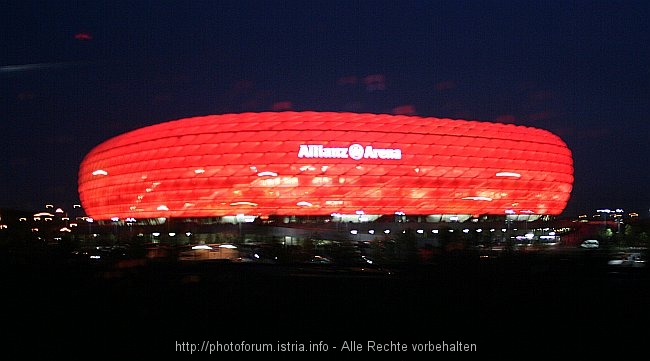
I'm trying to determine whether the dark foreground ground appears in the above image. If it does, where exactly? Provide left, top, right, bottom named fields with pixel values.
left=2, top=248, right=649, bottom=356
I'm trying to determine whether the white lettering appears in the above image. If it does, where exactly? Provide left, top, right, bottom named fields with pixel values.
left=298, top=144, right=314, bottom=158
left=298, top=144, right=402, bottom=160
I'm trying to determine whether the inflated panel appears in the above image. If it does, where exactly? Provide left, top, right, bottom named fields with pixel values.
left=78, top=111, right=574, bottom=220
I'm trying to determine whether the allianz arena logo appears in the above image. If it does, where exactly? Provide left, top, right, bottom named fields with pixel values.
left=298, top=144, right=402, bottom=160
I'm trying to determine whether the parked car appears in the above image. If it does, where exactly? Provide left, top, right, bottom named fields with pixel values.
left=580, top=239, right=599, bottom=249
left=607, top=252, right=646, bottom=268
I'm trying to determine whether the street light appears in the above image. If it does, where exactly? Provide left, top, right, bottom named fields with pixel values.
left=615, top=209, right=624, bottom=234
left=86, top=217, right=94, bottom=240
left=111, top=216, right=119, bottom=241
left=126, top=217, right=136, bottom=241
left=597, top=209, right=611, bottom=228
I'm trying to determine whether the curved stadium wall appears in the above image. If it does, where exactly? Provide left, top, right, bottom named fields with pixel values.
left=78, top=111, right=574, bottom=221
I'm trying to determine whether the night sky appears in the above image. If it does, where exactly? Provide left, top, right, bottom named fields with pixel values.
left=2, top=0, right=649, bottom=217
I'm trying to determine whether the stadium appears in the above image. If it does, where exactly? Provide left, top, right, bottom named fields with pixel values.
left=77, top=111, right=574, bottom=257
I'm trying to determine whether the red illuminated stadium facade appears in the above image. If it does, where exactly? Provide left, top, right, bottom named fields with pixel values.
left=78, top=111, right=574, bottom=227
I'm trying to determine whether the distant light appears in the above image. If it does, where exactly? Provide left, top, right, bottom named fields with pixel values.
left=462, top=196, right=493, bottom=201
left=33, top=212, right=55, bottom=217
left=219, top=244, right=237, bottom=249
left=74, top=32, right=93, bottom=41
left=192, top=244, right=212, bottom=250
left=230, top=201, right=258, bottom=207
left=496, top=172, right=521, bottom=178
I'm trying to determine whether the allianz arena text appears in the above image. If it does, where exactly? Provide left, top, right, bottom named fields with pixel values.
left=78, top=111, right=574, bottom=221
